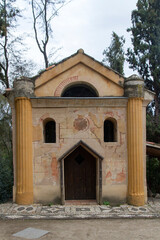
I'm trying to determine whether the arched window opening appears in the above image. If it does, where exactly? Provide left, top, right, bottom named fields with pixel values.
left=44, top=120, right=56, bottom=143
left=104, top=119, right=117, bottom=142
left=61, top=84, right=98, bottom=97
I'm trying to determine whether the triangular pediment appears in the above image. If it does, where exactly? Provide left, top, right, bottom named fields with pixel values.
left=58, top=140, right=103, bottom=161
left=34, top=49, right=125, bottom=97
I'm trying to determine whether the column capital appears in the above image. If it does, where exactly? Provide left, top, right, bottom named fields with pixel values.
left=6, top=77, right=35, bottom=105
left=15, top=96, right=29, bottom=102
left=13, top=77, right=35, bottom=98
left=124, top=74, right=144, bottom=98
left=128, top=97, right=144, bottom=101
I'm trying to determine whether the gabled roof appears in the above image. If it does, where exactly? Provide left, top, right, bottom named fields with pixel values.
left=58, top=140, right=104, bottom=161
left=33, top=49, right=125, bottom=90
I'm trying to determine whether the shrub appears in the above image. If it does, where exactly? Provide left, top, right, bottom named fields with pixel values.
left=0, top=153, right=13, bottom=203
left=147, top=157, right=160, bottom=194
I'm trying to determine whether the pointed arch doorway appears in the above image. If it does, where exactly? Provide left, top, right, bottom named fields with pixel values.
left=59, top=141, right=103, bottom=204
left=65, top=145, right=96, bottom=200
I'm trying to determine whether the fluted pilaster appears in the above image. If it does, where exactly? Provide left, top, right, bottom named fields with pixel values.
left=127, top=98, right=144, bottom=206
left=15, top=97, right=33, bottom=204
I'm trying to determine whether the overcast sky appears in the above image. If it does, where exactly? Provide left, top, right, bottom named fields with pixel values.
left=17, top=0, right=138, bottom=76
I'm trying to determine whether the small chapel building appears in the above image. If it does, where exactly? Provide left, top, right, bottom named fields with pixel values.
left=7, top=49, right=154, bottom=206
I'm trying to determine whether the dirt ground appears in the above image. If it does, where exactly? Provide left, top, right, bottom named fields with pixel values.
left=0, top=219, right=160, bottom=240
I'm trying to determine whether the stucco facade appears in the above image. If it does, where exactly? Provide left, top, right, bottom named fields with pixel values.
left=7, top=49, right=154, bottom=206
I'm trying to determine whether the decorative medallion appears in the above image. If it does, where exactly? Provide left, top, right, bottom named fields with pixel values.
left=73, top=116, right=89, bottom=131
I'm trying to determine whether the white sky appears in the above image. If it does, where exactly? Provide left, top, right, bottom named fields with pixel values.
left=16, top=0, right=138, bottom=77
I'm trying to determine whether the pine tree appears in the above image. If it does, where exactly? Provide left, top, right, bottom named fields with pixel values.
left=127, top=0, right=160, bottom=125
left=102, top=32, right=125, bottom=75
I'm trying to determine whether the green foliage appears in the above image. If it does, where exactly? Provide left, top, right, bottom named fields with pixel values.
left=0, top=94, right=13, bottom=203
left=102, top=32, right=125, bottom=75
left=103, top=201, right=110, bottom=206
left=127, top=0, right=160, bottom=119
left=0, top=0, right=19, bottom=37
left=47, top=202, right=54, bottom=206
left=0, top=153, right=13, bottom=202
left=147, top=157, right=160, bottom=194
left=0, top=0, right=35, bottom=88
left=0, top=94, right=12, bottom=154
left=0, top=0, right=20, bottom=88
left=146, top=113, right=160, bottom=143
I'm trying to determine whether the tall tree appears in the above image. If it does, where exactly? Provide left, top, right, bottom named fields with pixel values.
left=31, top=0, right=71, bottom=68
left=0, top=93, right=13, bottom=203
left=0, top=0, right=20, bottom=88
left=0, top=94, right=12, bottom=157
left=102, top=32, right=125, bottom=75
left=0, top=0, right=35, bottom=89
left=127, top=0, right=160, bottom=123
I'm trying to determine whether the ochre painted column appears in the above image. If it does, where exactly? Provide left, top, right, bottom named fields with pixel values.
left=127, top=98, right=145, bottom=206
left=15, top=97, right=33, bottom=204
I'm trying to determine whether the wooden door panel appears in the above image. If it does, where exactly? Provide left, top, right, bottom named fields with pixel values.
left=64, top=146, right=96, bottom=200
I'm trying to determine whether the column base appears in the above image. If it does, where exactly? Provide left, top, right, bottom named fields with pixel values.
left=16, top=192, right=33, bottom=205
left=128, top=194, right=145, bottom=206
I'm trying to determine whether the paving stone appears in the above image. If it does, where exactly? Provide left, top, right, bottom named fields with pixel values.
left=64, top=206, right=71, bottom=214
left=99, top=207, right=112, bottom=213
left=13, top=227, right=49, bottom=239
left=35, top=205, right=42, bottom=214
left=127, top=205, right=150, bottom=214
left=130, top=207, right=139, bottom=212
left=7, top=215, right=24, bottom=219
left=26, top=207, right=34, bottom=211
left=76, top=207, right=90, bottom=212
left=0, top=200, right=160, bottom=220
left=139, top=207, right=147, bottom=211
left=17, top=207, right=25, bottom=211
left=0, top=203, right=12, bottom=214
left=41, top=206, right=65, bottom=215
left=11, top=205, right=37, bottom=215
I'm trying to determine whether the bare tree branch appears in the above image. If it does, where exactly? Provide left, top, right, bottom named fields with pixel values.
left=31, top=0, right=44, bottom=54
left=31, top=0, right=73, bottom=68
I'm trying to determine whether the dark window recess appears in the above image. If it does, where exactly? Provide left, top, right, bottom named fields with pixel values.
left=45, top=121, right=56, bottom=143
left=62, top=84, right=98, bottom=97
left=104, top=120, right=115, bottom=142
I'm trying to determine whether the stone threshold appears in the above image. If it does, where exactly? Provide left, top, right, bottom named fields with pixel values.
left=64, top=200, right=97, bottom=205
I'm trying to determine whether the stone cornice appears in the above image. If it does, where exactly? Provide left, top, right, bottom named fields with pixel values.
left=30, top=97, right=128, bottom=108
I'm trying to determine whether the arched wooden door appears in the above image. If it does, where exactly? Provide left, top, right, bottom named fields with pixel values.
left=64, top=146, right=96, bottom=200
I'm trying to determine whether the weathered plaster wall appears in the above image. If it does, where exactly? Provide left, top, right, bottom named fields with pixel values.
left=32, top=99, right=128, bottom=204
